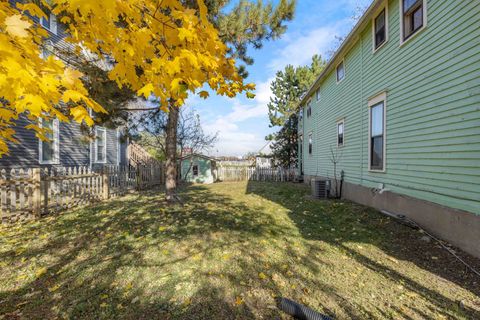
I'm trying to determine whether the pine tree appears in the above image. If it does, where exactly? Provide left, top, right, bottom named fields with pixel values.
left=267, top=55, right=326, bottom=167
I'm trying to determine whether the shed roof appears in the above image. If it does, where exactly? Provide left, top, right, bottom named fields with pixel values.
left=180, top=153, right=217, bottom=161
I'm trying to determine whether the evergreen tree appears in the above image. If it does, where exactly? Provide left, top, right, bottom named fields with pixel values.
left=266, top=55, right=326, bottom=167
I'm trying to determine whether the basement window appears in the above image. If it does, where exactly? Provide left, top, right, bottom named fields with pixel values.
left=401, top=0, right=426, bottom=42
left=374, top=9, right=387, bottom=50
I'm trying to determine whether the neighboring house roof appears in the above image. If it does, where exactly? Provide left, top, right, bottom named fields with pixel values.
left=298, top=0, right=383, bottom=108
left=180, top=153, right=217, bottom=161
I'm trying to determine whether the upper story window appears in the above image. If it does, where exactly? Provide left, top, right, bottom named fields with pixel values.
left=337, top=120, right=344, bottom=147
left=95, top=127, right=107, bottom=163
left=41, top=13, right=57, bottom=35
left=374, top=8, right=387, bottom=50
left=308, top=133, right=313, bottom=155
left=401, top=0, right=426, bottom=42
left=39, top=118, right=59, bottom=164
left=336, top=61, right=345, bottom=82
left=368, top=92, right=387, bottom=171
left=316, top=88, right=321, bottom=101
left=192, top=164, right=199, bottom=177
left=299, top=108, right=303, bottom=122
left=306, top=100, right=312, bottom=117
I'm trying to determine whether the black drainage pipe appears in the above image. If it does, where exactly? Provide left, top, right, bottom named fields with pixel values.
left=275, top=297, right=334, bottom=320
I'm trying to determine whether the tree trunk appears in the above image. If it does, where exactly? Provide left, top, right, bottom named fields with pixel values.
left=165, top=103, right=179, bottom=202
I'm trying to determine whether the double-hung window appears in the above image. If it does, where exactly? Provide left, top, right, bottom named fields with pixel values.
left=336, top=61, right=345, bottom=82
left=316, top=88, right=321, bottom=101
left=39, top=118, right=59, bottom=164
left=368, top=93, right=387, bottom=171
left=40, top=13, right=57, bottom=35
left=401, top=0, right=426, bottom=42
left=306, top=100, right=312, bottom=118
left=116, top=129, right=121, bottom=165
left=308, top=133, right=313, bottom=155
left=95, top=127, right=107, bottom=163
left=299, top=134, right=303, bottom=155
left=192, top=164, right=199, bottom=177
left=337, top=120, right=344, bottom=147
left=374, top=9, right=387, bottom=50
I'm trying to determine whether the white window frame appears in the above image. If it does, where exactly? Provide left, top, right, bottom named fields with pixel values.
left=306, top=99, right=312, bottom=118
left=116, top=129, right=121, bottom=165
left=368, top=92, right=387, bottom=172
left=38, top=118, right=60, bottom=165
left=399, top=0, right=427, bottom=46
left=336, top=59, right=345, bottom=83
left=308, top=132, right=313, bottom=156
left=316, top=88, right=321, bottom=101
left=192, top=163, right=199, bottom=177
left=94, top=126, right=107, bottom=164
left=372, top=3, right=389, bottom=53
left=337, top=119, right=345, bottom=148
left=41, top=13, right=57, bottom=35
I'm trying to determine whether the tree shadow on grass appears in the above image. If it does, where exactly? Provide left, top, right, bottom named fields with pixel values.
left=1, top=184, right=337, bottom=319
left=246, top=181, right=480, bottom=319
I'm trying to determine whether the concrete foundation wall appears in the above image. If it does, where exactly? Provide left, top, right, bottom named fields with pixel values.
left=304, top=175, right=480, bottom=259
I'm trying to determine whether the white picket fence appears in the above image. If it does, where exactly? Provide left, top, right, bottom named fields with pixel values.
left=0, top=164, right=164, bottom=223
left=217, top=166, right=298, bottom=182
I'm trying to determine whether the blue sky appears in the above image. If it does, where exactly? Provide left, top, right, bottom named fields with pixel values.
left=186, top=0, right=371, bottom=157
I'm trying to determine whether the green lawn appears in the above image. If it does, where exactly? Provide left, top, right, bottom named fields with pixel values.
left=1, top=182, right=479, bottom=319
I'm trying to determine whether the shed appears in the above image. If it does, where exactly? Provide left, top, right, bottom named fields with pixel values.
left=179, top=153, right=217, bottom=184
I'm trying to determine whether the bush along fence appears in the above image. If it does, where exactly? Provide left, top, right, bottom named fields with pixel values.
left=217, top=166, right=299, bottom=182
left=0, top=164, right=164, bottom=223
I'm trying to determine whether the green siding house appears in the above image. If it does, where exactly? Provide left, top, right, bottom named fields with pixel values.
left=298, top=0, right=480, bottom=257
left=180, top=154, right=217, bottom=184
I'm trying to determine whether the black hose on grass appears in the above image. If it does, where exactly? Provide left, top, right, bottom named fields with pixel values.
left=275, top=297, right=334, bottom=320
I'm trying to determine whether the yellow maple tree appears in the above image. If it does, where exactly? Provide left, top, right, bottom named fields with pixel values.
left=0, top=0, right=254, bottom=156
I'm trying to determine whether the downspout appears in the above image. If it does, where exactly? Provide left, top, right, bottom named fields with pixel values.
left=360, top=34, right=365, bottom=185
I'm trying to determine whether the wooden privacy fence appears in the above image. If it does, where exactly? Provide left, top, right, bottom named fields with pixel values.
left=217, top=166, right=298, bottom=182
left=0, top=164, right=164, bottom=223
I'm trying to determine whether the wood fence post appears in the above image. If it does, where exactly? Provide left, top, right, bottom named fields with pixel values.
left=32, top=168, right=41, bottom=218
left=102, top=168, right=109, bottom=200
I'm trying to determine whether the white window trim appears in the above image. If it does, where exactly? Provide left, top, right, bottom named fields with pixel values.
left=337, top=118, right=345, bottom=148
left=399, top=0, right=427, bottom=46
left=368, top=92, right=387, bottom=173
left=336, top=59, right=345, bottom=83
left=192, top=163, right=199, bottom=177
left=308, top=132, right=313, bottom=156
left=116, top=129, right=121, bottom=165
left=41, top=13, right=57, bottom=35
left=372, top=2, right=389, bottom=53
left=38, top=118, right=60, bottom=165
left=316, top=88, right=321, bottom=101
left=94, top=126, right=107, bottom=164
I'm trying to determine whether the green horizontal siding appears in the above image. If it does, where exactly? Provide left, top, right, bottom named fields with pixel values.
left=300, top=0, right=480, bottom=214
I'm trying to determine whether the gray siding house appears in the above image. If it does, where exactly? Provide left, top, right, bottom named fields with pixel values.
left=0, top=1, right=128, bottom=169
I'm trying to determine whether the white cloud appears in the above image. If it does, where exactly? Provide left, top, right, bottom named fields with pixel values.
left=201, top=2, right=368, bottom=157
left=268, top=21, right=349, bottom=72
